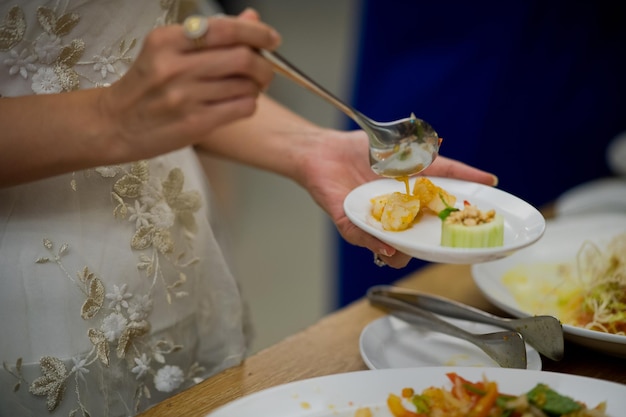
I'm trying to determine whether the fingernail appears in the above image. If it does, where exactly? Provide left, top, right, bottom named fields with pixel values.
left=270, top=29, right=282, bottom=46
left=491, top=175, right=499, bottom=187
left=380, top=248, right=394, bottom=257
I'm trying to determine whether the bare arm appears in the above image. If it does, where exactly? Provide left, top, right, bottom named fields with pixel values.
left=0, top=90, right=110, bottom=185
left=195, top=94, right=322, bottom=185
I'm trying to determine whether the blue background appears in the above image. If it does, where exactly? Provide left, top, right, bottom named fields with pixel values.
left=335, top=1, right=626, bottom=307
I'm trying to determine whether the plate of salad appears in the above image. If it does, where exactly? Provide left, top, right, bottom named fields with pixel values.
left=206, top=367, right=624, bottom=416
left=472, top=213, right=626, bottom=357
left=343, top=177, right=545, bottom=264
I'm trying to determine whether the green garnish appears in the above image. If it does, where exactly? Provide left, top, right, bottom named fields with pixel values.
left=462, top=384, right=486, bottom=395
left=398, top=146, right=412, bottom=161
left=526, top=383, right=582, bottom=415
left=411, top=394, right=430, bottom=413
left=437, top=193, right=459, bottom=220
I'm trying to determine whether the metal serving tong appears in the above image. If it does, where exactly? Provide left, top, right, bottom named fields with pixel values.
left=368, top=285, right=565, bottom=367
left=368, top=286, right=527, bottom=369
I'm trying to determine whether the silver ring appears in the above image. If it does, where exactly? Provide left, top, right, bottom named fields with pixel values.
left=373, top=254, right=386, bottom=267
left=183, top=15, right=209, bottom=48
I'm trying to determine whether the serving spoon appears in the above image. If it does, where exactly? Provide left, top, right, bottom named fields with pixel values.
left=260, top=50, right=442, bottom=178
left=368, top=290, right=528, bottom=369
left=370, top=285, right=564, bottom=361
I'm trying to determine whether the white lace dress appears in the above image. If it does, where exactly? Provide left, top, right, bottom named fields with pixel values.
left=0, top=1, right=248, bottom=416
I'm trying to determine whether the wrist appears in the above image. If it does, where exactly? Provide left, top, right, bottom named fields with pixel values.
left=290, top=127, right=334, bottom=188
left=90, top=85, right=136, bottom=166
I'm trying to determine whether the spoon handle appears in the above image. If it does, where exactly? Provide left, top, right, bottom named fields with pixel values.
left=259, top=50, right=366, bottom=127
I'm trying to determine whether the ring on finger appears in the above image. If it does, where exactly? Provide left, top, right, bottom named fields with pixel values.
left=373, top=253, right=386, bottom=267
left=183, top=15, right=209, bottom=48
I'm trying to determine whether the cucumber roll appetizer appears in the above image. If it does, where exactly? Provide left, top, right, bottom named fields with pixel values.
left=440, top=201, right=504, bottom=248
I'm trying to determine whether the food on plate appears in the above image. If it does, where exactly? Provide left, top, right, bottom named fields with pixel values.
left=440, top=201, right=504, bottom=248
left=369, top=178, right=504, bottom=249
left=412, top=177, right=457, bottom=214
left=353, top=407, right=373, bottom=417
left=373, top=192, right=422, bottom=231
left=503, top=232, right=626, bottom=335
left=381, top=372, right=608, bottom=417
left=370, top=177, right=456, bottom=231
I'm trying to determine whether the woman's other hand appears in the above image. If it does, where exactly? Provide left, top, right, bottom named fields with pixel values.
left=99, top=12, right=281, bottom=163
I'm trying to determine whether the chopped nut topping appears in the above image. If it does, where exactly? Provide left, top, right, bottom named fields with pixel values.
left=445, top=205, right=496, bottom=226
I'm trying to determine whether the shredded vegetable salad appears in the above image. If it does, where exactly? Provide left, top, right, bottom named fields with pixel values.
left=574, top=233, right=626, bottom=335
left=503, top=232, right=626, bottom=336
left=384, top=372, right=609, bottom=417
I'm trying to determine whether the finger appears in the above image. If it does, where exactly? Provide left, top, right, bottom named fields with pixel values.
left=375, top=252, right=411, bottom=269
left=338, top=216, right=413, bottom=269
left=183, top=46, right=275, bottom=90
left=203, top=94, right=259, bottom=120
left=178, top=77, right=262, bottom=108
left=424, top=156, right=498, bottom=186
left=179, top=94, right=260, bottom=136
left=180, top=14, right=281, bottom=52
left=339, top=219, right=397, bottom=258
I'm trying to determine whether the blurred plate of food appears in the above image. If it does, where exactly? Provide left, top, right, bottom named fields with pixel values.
left=472, top=213, right=626, bottom=357
left=343, top=177, right=545, bottom=264
left=206, top=366, right=624, bottom=417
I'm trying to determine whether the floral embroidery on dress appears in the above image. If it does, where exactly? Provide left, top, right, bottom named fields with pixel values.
left=0, top=7, right=26, bottom=51
left=3, top=159, right=204, bottom=414
left=112, top=162, right=202, bottom=269
left=1, top=4, right=137, bottom=93
left=0, top=1, right=208, bottom=410
left=0, top=1, right=222, bottom=415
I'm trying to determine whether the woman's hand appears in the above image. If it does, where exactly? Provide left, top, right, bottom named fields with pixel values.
left=98, top=12, right=281, bottom=163
left=299, top=130, right=497, bottom=268
left=0, top=11, right=281, bottom=187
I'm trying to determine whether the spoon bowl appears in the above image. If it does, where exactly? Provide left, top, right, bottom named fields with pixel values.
left=366, top=115, right=441, bottom=177
left=260, top=50, right=441, bottom=178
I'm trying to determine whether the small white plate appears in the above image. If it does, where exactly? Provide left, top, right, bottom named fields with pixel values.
left=359, top=315, right=542, bottom=370
left=472, top=213, right=626, bottom=357
left=554, top=177, right=626, bottom=217
left=343, top=177, right=545, bottom=263
left=207, top=367, right=626, bottom=417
